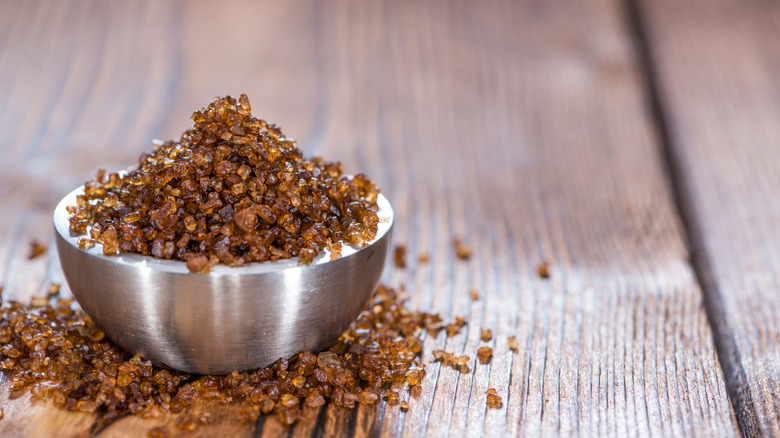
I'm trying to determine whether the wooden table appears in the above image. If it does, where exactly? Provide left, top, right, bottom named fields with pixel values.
left=1, top=0, right=779, bottom=436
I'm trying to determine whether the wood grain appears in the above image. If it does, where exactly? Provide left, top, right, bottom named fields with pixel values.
left=0, top=0, right=740, bottom=436
left=636, top=0, right=780, bottom=435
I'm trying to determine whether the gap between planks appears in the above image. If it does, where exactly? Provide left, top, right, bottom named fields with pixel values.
left=623, top=0, right=750, bottom=434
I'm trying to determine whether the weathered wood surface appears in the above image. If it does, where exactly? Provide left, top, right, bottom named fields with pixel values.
left=0, top=0, right=744, bottom=436
left=638, top=0, right=780, bottom=435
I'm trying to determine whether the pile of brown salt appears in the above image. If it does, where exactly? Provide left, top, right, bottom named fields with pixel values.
left=0, top=285, right=448, bottom=428
left=68, top=95, right=379, bottom=272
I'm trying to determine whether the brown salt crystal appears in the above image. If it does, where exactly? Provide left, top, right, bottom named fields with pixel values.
left=280, top=393, right=298, bottom=408
left=123, top=211, right=141, bottom=223
left=77, top=238, right=95, bottom=250
left=259, top=398, right=275, bottom=414
left=445, top=316, right=467, bottom=337
left=452, top=355, right=470, bottom=366
left=477, top=347, right=493, bottom=364
left=537, top=262, right=550, bottom=279
left=394, top=245, right=407, bottom=269
left=485, top=388, right=503, bottom=409
left=406, top=368, right=425, bottom=386
left=291, top=375, right=306, bottom=389
left=317, top=351, right=340, bottom=367
left=237, top=164, right=252, bottom=180
left=384, top=390, right=399, bottom=404
left=331, top=370, right=348, bottom=385
left=469, top=290, right=479, bottom=301
left=304, top=392, right=325, bottom=408
left=508, top=336, right=519, bottom=352
left=454, top=238, right=472, bottom=260
left=101, top=227, right=119, bottom=255
left=431, top=349, right=471, bottom=370
left=185, top=255, right=210, bottom=274
left=445, top=324, right=460, bottom=338
left=480, top=329, right=493, bottom=342
left=28, top=240, right=47, bottom=259
left=233, top=207, right=257, bottom=233
left=358, top=390, right=379, bottom=405
left=2, top=346, right=20, bottom=359
left=77, top=400, right=97, bottom=412
left=417, top=253, right=429, bottom=264
left=30, top=297, right=48, bottom=307
left=47, top=284, right=61, bottom=297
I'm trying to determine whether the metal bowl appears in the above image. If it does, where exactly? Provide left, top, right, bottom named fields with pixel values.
left=53, top=187, right=393, bottom=374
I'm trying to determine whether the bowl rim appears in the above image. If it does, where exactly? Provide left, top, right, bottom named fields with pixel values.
left=53, top=187, right=393, bottom=276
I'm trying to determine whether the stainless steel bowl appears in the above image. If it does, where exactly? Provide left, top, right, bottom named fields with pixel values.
left=53, top=187, right=393, bottom=375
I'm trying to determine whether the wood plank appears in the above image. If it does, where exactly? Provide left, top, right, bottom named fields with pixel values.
left=0, top=0, right=737, bottom=436
left=636, top=0, right=780, bottom=435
